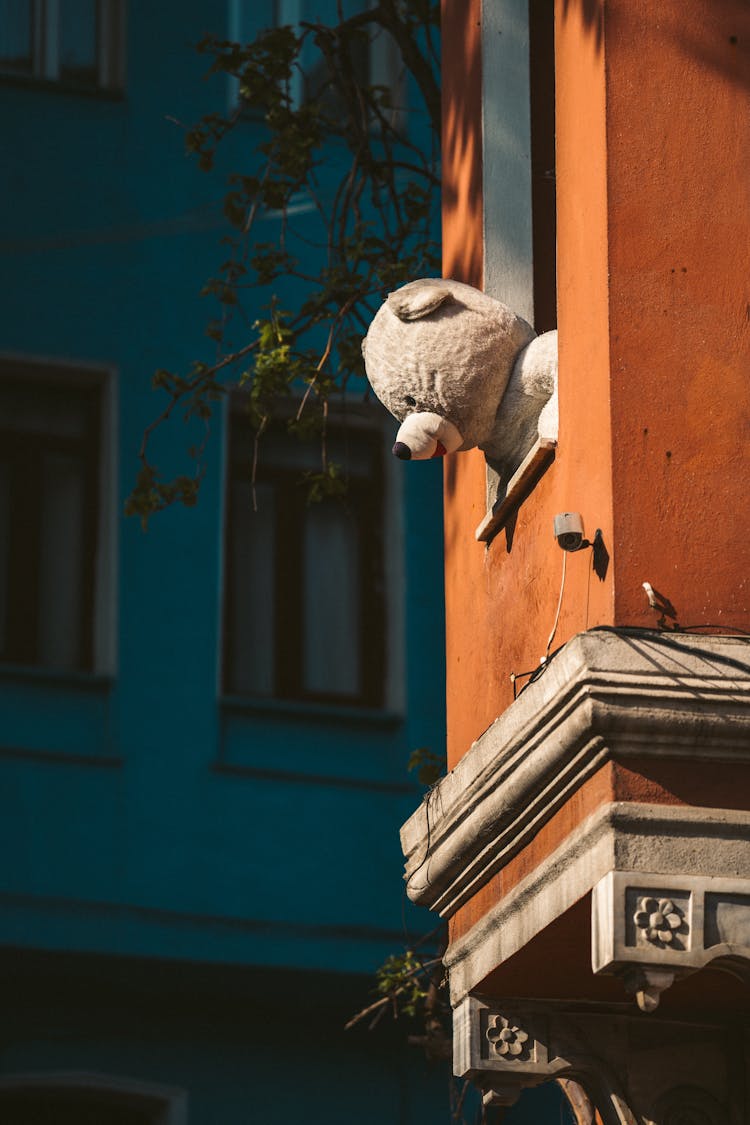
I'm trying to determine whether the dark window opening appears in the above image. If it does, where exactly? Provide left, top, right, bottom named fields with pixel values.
left=223, top=416, right=386, bottom=708
left=0, top=370, right=101, bottom=673
left=0, top=1088, right=163, bottom=1125
left=530, top=0, right=557, bottom=332
left=0, top=1, right=34, bottom=73
left=0, top=0, right=123, bottom=92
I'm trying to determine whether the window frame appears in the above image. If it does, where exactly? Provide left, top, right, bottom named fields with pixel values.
left=478, top=0, right=557, bottom=542
left=221, top=402, right=392, bottom=711
left=0, top=0, right=126, bottom=93
left=0, top=354, right=118, bottom=678
left=0, top=376, right=100, bottom=670
left=226, top=0, right=405, bottom=127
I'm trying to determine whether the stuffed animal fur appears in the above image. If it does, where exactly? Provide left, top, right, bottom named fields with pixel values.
left=362, top=278, right=558, bottom=477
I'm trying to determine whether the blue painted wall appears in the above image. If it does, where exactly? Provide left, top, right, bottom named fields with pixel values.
left=0, top=0, right=445, bottom=965
left=0, top=2, right=451, bottom=1121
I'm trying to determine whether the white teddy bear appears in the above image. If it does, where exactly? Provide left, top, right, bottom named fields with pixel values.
left=362, top=278, right=558, bottom=479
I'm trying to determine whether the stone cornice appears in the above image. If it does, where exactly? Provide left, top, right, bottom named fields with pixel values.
left=444, top=800, right=750, bottom=1004
left=401, top=629, right=750, bottom=918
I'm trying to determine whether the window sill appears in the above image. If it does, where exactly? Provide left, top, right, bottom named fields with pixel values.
left=0, top=73, right=125, bottom=101
left=0, top=662, right=114, bottom=693
left=220, top=693, right=403, bottom=729
left=475, top=437, right=556, bottom=543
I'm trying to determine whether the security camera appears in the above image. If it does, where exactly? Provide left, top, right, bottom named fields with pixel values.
left=553, top=512, right=585, bottom=552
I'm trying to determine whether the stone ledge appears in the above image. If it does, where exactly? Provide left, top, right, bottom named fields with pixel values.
left=444, top=801, right=750, bottom=1005
left=401, top=629, right=750, bottom=918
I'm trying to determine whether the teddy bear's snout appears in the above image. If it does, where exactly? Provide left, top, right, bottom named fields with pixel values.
left=392, top=412, right=463, bottom=462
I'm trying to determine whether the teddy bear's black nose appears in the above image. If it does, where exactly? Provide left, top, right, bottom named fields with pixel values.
left=392, top=441, right=412, bottom=461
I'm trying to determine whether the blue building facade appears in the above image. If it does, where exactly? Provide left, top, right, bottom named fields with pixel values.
left=0, top=2, right=451, bottom=1121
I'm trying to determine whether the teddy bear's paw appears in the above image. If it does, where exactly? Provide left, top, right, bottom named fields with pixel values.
left=512, top=330, right=558, bottom=399
left=537, top=390, right=558, bottom=444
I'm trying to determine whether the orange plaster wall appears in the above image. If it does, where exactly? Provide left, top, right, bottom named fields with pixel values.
left=439, top=0, right=750, bottom=1021
left=604, top=0, right=750, bottom=630
left=442, top=1, right=749, bottom=767
left=442, top=0, right=615, bottom=767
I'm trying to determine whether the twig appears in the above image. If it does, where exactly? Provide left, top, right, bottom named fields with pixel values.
left=251, top=414, right=268, bottom=512
left=344, top=956, right=442, bottom=1031
left=295, top=295, right=356, bottom=421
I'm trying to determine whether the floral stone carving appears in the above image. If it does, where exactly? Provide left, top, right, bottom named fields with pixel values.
left=633, top=896, right=685, bottom=946
left=486, top=1016, right=529, bottom=1060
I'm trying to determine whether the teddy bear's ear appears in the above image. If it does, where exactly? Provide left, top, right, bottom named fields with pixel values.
left=387, top=280, right=454, bottom=322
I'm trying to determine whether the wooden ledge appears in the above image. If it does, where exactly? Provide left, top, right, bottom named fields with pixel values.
left=475, top=437, right=557, bottom=542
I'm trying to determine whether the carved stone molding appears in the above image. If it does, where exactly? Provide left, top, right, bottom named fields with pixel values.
left=443, top=801, right=750, bottom=1004
left=453, top=997, right=559, bottom=1108
left=453, top=998, right=746, bottom=1124
left=592, top=871, right=750, bottom=1010
left=401, top=630, right=750, bottom=919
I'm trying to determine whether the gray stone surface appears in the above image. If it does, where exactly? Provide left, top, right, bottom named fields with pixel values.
left=444, top=801, right=750, bottom=1004
left=403, top=629, right=750, bottom=1112
left=453, top=996, right=748, bottom=1124
left=593, top=870, right=750, bottom=1008
left=401, top=630, right=750, bottom=919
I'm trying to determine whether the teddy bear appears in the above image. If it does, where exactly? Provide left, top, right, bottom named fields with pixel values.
left=361, top=278, right=558, bottom=482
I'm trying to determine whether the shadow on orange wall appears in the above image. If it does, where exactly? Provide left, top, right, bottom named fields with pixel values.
left=561, top=0, right=603, bottom=51
left=441, top=0, right=482, bottom=288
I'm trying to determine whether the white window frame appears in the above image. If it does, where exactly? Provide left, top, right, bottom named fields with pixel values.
left=0, top=0, right=126, bottom=91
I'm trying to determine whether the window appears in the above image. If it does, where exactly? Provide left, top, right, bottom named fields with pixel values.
left=477, top=0, right=557, bottom=542
left=0, top=1074, right=186, bottom=1125
left=228, top=0, right=404, bottom=124
left=529, top=0, right=557, bottom=333
left=0, top=362, right=109, bottom=674
left=223, top=412, right=387, bottom=708
left=0, top=1090, right=155, bottom=1125
left=0, top=0, right=125, bottom=91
